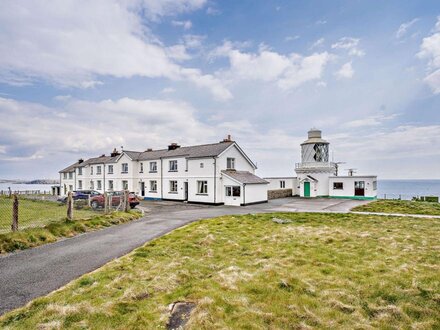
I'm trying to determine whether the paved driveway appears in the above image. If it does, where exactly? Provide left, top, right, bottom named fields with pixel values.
left=0, top=197, right=368, bottom=315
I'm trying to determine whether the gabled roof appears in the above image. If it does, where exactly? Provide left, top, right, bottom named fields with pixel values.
left=221, top=170, right=268, bottom=184
left=59, top=162, right=80, bottom=173
left=59, top=155, right=119, bottom=173
left=134, top=141, right=235, bottom=161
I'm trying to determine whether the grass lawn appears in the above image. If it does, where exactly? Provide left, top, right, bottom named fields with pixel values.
left=0, top=196, right=96, bottom=234
left=1, top=213, right=439, bottom=329
left=352, top=199, right=440, bottom=216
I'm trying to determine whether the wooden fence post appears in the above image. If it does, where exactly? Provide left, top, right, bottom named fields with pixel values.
left=67, top=191, right=73, bottom=221
left=11, top=194, right=18, bottom=232
left=124, top=190, right=129, bottom=212
left=104, top=193, right=109, bottom=214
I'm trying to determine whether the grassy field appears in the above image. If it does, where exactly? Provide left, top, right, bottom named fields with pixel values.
left=352, top=199, right=440, bottom=216
left=1, top=213, right=439, bottom=329
left=0, top=196, right=96, bottom=234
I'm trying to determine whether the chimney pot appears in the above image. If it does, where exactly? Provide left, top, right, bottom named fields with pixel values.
left=168, top=143, right=180, bottom=151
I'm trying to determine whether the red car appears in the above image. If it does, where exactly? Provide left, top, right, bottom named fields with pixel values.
left=90, top=191, right=139, bottom=209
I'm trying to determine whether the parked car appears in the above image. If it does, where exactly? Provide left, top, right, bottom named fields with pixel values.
left=57, top=190, right=100, bottom=203
left=89, top=191, right=139, bottom=209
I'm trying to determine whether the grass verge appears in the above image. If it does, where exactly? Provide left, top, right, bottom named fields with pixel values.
left=352, top=199, right=440, bottom=216
left=0, top=196, right=97, bottom=233
left=1, top=213, right=439, bottom=329
left=0, top=211, right=141, bottom=254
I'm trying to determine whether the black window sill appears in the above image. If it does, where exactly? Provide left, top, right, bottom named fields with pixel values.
left=121, top=172, right=128, bottom=174
left=149, top=191, right=157, bottom=193
left=168, top=170, right=178, bottom=172
left=196, top=193, right=209, bottom=196
left=168, top=191, right=178, bottom=194
left=149, top=171, right=157, bottom=173
left=108, top=173, right=113, bottom=175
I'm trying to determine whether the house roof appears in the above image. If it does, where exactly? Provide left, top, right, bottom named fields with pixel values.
left=59, top=141, right=237, bottom=173
left=222, top=170, right=268, bottom=184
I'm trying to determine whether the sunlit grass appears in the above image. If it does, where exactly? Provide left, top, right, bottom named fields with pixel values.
left=352, top=199, right=440, bottom=216
left=1, top=213, right=439, bottom=329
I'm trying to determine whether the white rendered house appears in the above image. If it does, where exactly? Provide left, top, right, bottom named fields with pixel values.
left=59, top=138, right=269, bottom=206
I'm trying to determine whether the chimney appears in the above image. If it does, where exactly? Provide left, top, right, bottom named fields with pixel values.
left=100, top=154, right=106, bottom=157
left=222, top=134, right=232, bottom=142
left=168, top=143, right=180, bottom=151
left=110, top=148, right=120, bottom=157
left=145, top=148, right=153, bottom=152
left=78, top=158, right=84, bottom=164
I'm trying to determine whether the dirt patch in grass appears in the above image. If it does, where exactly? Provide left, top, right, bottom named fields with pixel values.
left=1, top=213, right=439, bottom=329
left=352, top=199, right=440, bottom=216
left=0, top=211, right=141, bottom=254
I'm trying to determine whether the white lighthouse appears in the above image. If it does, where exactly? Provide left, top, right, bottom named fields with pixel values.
left=295, top=128, right=336, bottom=197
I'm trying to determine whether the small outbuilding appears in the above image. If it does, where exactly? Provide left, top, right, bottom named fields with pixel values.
left=221, top=170, right=269, bottom=206
left=329, top=176, right=377, bottom=199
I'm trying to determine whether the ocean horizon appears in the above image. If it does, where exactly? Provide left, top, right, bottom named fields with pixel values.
left=1, top=180, right=440, bottom=200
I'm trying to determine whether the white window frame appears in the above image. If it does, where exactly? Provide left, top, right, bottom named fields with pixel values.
left=108, top=165, right=114, bottom=174
left=90, top=181, right=94, bottom=189
left=78, top=167, right=82, bottom=176
left=150, top=161, right=157, bottom=172
left=63, top=173, right=67, bottom=179
left=122, top=180, right=128, bottom=190
left=225, top=186, right=240, bottom=197
left=121, top=163, right=128, bottom=174
left=169, top=180, right=178, bottom=192
left=333, top=182, right=344, bottom=190
left=169, top=160, right=178, bottom=172
left=197, top=180, right=208, bottom=194
left=97, top=180, right=102, bottom=190
left=108, top=180, right=114, bottom=190
left=96, top=165, right=102, bottom=175
left=68, top=172, right=73, bottom=179
left=280, top=180, right=286, bottom=189
left=91, top=166, right=94, bottom=175
left=78, top=180, right=82, bottom=189
left=227, top=157, right=235, bottom=170
left=150, top=180, right=157, bottom=192
left=140, top=162, right=144, bottom=173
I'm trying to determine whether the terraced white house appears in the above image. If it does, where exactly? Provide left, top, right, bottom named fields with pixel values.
left=59, top=137, right=269, bottom=206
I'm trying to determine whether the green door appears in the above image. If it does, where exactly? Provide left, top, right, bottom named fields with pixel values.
left=304, top=182, right=310, bottom=197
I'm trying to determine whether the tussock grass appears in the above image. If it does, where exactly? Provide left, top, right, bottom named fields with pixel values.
left=1, top=213, right=439, bottom=329
left=0, top=211, right=141, bottom=254
left=352, top=199, right=440, bottom=216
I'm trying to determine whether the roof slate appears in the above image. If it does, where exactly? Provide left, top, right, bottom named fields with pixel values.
left=222, top=170, right=268, bottom=184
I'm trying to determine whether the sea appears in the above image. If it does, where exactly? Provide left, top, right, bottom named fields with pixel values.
left=1, top=180, right=440, bottom=200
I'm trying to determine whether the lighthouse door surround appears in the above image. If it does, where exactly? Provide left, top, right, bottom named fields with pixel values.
left=304, top=182, right=311, bottom=197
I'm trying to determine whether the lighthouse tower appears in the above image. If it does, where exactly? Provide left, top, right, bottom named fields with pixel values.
left=295, top=128, right=336, bottom=197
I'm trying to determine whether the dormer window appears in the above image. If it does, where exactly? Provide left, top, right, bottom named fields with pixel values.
left=227, top=157, right=235, bottom=170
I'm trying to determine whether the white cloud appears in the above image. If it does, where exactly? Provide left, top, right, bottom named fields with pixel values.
left=211, top=42, right=331, bottom=91
left=335, top=62, right=354, bottom=79
left=310, top=38, right=325, bottom=49
left=396, top=18, right=419, bottom=39
left=0, top=0, right=230, bottom=101
left=331, top=37, right=365, bottom=57
left=206, top=7, right=221, bottom=15
left=344, top=113, right=397, bottom=128
left=285, top=35, right=300, bottom=42
left=418, top=17, right=440, bottom=94
left=171, top=20, right=192, bottom=30
left=316, top=20, right=327, bottom=25
left=161, top=87, right=175, bottom=93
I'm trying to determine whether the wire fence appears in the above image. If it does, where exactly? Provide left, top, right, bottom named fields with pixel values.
left=0, top=191, right=136, bottom=234
left=378, top=193, right=439, bottom=201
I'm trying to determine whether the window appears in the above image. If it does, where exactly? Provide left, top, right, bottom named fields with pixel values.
left=150, top=161, right=157, bottom=172
left=197, top=181, right=208, bottom=194
left=63, top=173, right=67, bottom=179
left=97, top=180, right=102, bottom=190
left=90, top=181, right=94, bottom=189
left=150, top=180, right=157, bottom=192
left=169, top=180, right=178, bottom=192
left=68, top=172, right=73, bottom=179
left=91, top=166, right=94, bottom=175
left=69, top=185, right=73, bottom=191
left=280, top=180, right=286, bottom=189
left=108, top=180, right=114, bottom=190
left=225, top=186, right=240, bottom=197
left=373, top=180, right=377, bottom=190
left=122, top=180, right=128, bottom=190
left=97, top=166, right=102, bottom=175
left=139, top=163, right=144, bottom=173
left=333, top=182, right=344, bottom=190
left=169, top=160, right=178, bottom=172
left=108, top=165, right=113, bottom=174
left=227, top=157, right=235, bottom=169
left=78, top=167, right=82, bottom=175
left=121, top=163, right=128, bottom=173
left=200, top=162, right=204, bottom=168
left=78, top=180, right=82, bottom=189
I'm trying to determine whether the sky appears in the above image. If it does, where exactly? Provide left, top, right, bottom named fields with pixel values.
left=0, top=0, right=440, bottom=180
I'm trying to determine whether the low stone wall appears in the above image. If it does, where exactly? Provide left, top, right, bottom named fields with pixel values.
left=268, top=189, right=292, bottom=200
